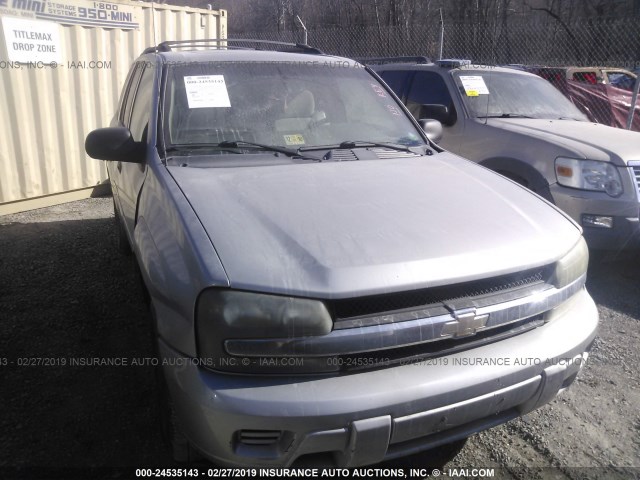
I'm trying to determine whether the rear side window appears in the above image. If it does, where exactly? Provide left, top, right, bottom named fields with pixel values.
left=572, top=72, right=598, bottom=84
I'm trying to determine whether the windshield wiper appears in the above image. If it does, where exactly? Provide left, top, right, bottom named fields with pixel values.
left=166, top=143, right=244, bottom=154
left=300, top=141, right=416, bottom=154
left=218, top=140, right=322, bottom=161
left=165, top=141, right=322, bottom=161
left=479, top=113, right=534, bottom=119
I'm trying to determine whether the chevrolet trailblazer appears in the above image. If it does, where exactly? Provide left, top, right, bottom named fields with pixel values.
left=86, top=40, right=597, bottom=467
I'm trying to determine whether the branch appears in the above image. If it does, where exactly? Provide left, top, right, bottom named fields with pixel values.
left=525, top=2, right=583, bottom=61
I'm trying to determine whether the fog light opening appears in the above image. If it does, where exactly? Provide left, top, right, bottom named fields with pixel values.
left=582, top=214, right=613, bottom=229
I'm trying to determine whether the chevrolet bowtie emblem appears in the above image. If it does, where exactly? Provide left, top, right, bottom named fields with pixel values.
left=441, top=307, right=489, bottom=338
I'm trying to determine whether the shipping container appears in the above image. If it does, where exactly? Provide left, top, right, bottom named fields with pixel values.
left=0, top=0, right=227, bottom=214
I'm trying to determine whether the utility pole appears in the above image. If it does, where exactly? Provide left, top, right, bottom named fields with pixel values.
left=627, top=78, right=640, bottom=130
left=439, top=8, right=444, bottom=60
left=295, top=15, right=308, bottom=45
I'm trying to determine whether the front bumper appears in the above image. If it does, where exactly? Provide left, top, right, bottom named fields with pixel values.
left=159, top=288, right=598, bottom=467
left=581, top=216, right=640, bottom=250
left=551, top=184, right=640, bottom=250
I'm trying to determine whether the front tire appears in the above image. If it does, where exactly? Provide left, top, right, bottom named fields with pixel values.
left=157, top=373, right=202, bottom=463
left=151, top=304, right=202, bottom=464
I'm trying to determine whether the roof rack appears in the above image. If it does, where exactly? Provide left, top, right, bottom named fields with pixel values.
left=141, top=38, right=323, bottom=55
left=358, top=56, right=431, bottom=65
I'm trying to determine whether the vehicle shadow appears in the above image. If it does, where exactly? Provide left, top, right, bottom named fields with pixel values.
left=586, top=250, right=640, bottom=319
left=0, top=218, right=168, bottom=468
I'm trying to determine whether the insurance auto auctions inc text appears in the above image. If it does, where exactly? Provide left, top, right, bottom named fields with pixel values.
left=217, top=468, right=495, bottom=478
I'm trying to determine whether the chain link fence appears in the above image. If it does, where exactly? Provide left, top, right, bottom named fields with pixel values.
left=234, top=17, right=640, bottom=131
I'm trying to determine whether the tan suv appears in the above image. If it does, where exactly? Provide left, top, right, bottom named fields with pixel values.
left=373, top=60, right=640, bottom=251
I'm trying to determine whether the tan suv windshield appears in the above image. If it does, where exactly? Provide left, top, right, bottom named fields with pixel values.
left=453, top=71, right=588, bottom=121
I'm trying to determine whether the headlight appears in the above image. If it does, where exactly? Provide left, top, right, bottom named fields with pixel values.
left=196, top=289, right=332, bottom=374
left=550, top=237, right=589, bottom=288
left=555, top=158, right=623, bottom=197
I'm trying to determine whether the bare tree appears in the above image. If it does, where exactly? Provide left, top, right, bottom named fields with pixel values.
left=524, top=0, right=583, bottom=60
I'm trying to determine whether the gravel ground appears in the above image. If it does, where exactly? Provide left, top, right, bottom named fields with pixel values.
left=1, top=197, right=639, bottom=479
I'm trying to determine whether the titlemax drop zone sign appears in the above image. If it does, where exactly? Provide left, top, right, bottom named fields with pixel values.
left=1, top=16, right=61, bottom=62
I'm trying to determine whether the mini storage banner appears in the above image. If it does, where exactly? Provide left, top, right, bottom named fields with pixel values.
left=0, top=0, right=139, bottom=29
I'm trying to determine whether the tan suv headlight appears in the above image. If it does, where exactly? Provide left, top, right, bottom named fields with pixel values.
left=555, top=157, right=623, bottom=197
left=551, top=237, right=589, bottom=288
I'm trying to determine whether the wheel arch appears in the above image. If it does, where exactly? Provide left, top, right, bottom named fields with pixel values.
left=479, top=157, right=555, bottom=203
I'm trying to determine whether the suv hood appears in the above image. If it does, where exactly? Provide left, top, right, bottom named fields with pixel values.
left=485, top=118, right=640, bottom=165
left=169, top=155, right=581, bottom=298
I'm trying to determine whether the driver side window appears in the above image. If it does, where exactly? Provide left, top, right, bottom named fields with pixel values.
left=129, top=66, right=154, bottom=143
left=406, top=72, right=457, bottom=125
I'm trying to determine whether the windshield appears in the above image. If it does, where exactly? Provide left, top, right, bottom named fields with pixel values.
left=453, top=71, right=588, bottom=121
left=162, top=62, right=426, bottom=151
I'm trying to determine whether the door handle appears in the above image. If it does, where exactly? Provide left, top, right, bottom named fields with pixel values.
left=117, top=161, right=122, bottom=173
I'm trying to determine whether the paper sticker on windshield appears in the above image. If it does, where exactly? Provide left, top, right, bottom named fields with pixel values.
left=284, top=134, right=305, bottom=146
left=184, top=75, right=231, bottom=108
left=459, top=76, right=489, bottom=96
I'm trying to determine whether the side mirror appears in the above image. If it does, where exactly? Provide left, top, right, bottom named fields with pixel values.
left=419, top=118, right=443, bottom=144
left=85, top=127, right=143, bottom=163
left=419, top=104, right=455, bottom=126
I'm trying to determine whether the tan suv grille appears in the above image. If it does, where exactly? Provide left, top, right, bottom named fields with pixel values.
left=630, top=162, right=640, bottom=201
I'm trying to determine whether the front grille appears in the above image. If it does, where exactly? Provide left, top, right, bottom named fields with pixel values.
left=631, top=164, right=640, bottom=201
left=333, top=314, right=545, bottom=373
left=328, top=265, right=552, bottom=321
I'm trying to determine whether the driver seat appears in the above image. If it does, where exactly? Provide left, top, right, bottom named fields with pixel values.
left=275, top=90, right=323, bottom=132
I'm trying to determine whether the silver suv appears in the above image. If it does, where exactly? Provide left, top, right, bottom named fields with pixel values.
left=374, top=59, right=640, bottom=251
left=86, top=41, right=597, bottom=467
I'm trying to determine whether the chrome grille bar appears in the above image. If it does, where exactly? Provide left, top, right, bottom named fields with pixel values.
left=225, top=274, right=586, bottom=358
left=629, top=162, right=640, bottom=202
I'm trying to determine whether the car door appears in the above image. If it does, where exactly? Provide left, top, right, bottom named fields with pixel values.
left=115, top=63, right=155, bottom=243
